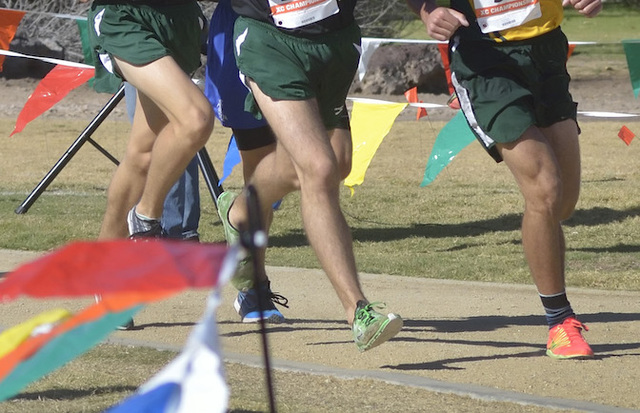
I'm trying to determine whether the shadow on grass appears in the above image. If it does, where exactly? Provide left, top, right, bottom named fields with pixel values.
left=135, top=321, right=197, bottom=329
left=268, top=206, right=640, bottom=247
left=11, top=385, right=137, bottom=401
left=229, top=410, right=263, bottom=413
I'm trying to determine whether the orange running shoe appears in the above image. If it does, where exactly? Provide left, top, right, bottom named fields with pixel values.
left=546, top=317, right=594, bottom=359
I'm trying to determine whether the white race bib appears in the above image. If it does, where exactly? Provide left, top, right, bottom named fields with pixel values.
left=269, top=0, right=339, bottom=29
left=474, top=0, right=542, bottom=33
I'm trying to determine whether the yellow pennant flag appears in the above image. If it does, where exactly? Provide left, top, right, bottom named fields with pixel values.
left=345, top=100, right=408, bottom=192
left=0, top=308, right=71, bottom=358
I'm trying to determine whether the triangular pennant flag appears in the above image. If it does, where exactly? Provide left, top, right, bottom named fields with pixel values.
left=220, top=135, right=240, bottom=185
left=357, top=38, right=386, bottom=81
left=404, top=87, right=428, bottom=120
left=622, top=39, right=640, bottom=99
left=404, top=87, right=418, bottom=103
left=0, top=239, right=237, bottom=402
left=10, top=65, right=95, bottom=136
left=567, top=43, right=576, bottom=59
left=421, top=110, right=476, bottom=186
left=0, top=9, right=26, bottom=71
left=437, top=43, right=454, bottom=95
left=436, top=43, right=460, bottom=109
left=618, top=125, right=636, bottom=145
left=106, top=292, right=228, bottom=413
left=344, top=100, right=407, bottom=192
left=0, top=295, right=146, bottom=401
left=0, top=308, right=72, bottom=359
left=0, top=240, right=231, bottom=300
left=75, top=18, right=96, bottom=67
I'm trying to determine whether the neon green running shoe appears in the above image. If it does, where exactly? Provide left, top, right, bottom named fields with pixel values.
left=217, top=191, right=254, bottom=291
left=352, top=301, right=403, bottom=352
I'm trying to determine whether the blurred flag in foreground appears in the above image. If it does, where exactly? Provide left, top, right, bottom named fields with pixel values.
left=106, top=292, right=229, bottom=413
left=0, top=240, right=235, bottom=406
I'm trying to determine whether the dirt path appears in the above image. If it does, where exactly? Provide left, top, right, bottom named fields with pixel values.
left=2, top=249, right=639, bottom=412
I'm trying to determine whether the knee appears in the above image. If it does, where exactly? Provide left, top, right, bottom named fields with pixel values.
left=123, top=151, right=152, bottom=177
left=299, top=159, right=340, bottom=192
left=179, top=104, right=214, bottom=148
left=524, top=180, right=564, bottom=219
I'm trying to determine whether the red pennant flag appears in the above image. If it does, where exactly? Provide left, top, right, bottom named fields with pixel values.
left=0, top=9, right=26, bottom=71
left=618, top=125, right=636, bottom=146
left=404, top=86, right=428, bottom=120
left=0, top=240, right=230, bottom=300
left=436, top=43, right=460, bottom=110
left=567, top=44, right=576, bottom=60
left=437, top=43, right=454, bottom=95
left=404, top=87, right=418, bottom=103
left=10, top=65, right=95, bottom=136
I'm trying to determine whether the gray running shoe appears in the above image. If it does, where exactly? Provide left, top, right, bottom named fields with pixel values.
left=352, top=301, right=403, bottom=352
left=127, top=206, right=162, bottom=239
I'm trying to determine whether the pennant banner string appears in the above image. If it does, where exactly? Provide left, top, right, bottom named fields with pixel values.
left=0, top=49, right=92, bottom=69
left=0, top=8, right=86, bottom=21
left=360, top=37, right=599, bottom=45
left=347, top=96, right=640, bottom=118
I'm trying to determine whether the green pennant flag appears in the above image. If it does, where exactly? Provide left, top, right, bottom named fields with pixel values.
left=421, top=110, right=475, bottom=186
left=622, top=39, right=640, bottom=99
left=75, top=18, right=95, bottom=67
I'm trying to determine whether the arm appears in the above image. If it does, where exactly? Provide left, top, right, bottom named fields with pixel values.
left=406, top=0, right=469, bottom=41
left=562, top=0, right=602, bottom=17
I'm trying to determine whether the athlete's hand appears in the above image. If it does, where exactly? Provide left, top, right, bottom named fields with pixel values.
left=563, top=0, right=602, bottom=18
left=420, top=7, right=469, bottom=41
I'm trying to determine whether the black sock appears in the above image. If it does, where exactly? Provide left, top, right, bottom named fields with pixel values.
left=540, top=291, right=575, bottom=328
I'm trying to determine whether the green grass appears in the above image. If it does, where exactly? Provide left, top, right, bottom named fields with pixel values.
left=3, top=117, right=639, bottom=291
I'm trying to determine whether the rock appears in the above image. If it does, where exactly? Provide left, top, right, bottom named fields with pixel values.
left=1, top=36, right=66, bottom=79
left=351, top=43, right=449, bottom=95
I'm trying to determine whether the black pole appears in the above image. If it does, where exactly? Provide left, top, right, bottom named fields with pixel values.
left=14, top=84, right=126, bottom=214
left=15, top=83, right=225, bottom=215
left=196, top=147, right=223, bottom=208
left=241, top=184, right=276, bottom=413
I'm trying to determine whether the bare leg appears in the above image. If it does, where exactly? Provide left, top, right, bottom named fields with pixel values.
left=115, top=56, right=214, bottom=220
left=99, top=94, right=171, bottom=239
left=242, top=81, right=364, bottom=323
left=497, top=120, right=580, bottom=295
left=236, top=143, right=278, bottom=281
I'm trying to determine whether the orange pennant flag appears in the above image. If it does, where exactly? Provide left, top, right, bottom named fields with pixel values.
left=618, top=125, right=636, bottom=146
left=10, top=65, right=95, bottom=136
left=404, top=86, right=428, bottom=120
left=0, top=9, right=26, bottom=71
left=567, top=44, right=576, bottom=60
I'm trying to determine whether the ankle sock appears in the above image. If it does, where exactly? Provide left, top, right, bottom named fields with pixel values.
left=135, top=208, right=159, bottom=222
left=540, top=291, right=575, bottom=328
